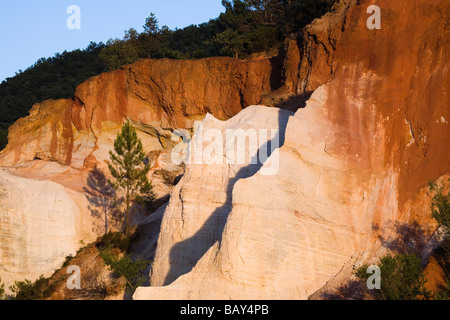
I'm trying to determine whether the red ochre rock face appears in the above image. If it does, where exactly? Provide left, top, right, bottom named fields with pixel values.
left=289, top=0, right=450, bottom=256
left=133, top=0, right=450, bottom=300
left=2, top=0, right=447, bottom=203
left=293, top=0, right=450, bottom=209
left=0, top=55, right=286, bottom=168
left=71, top=57, right=274, bottom=131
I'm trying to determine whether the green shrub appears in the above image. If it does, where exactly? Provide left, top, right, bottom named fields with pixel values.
left=9, top=276, right=47, bottom=300
left=356, top=252, right=432, bottom=300
left=97, top=232, right=132, bottom=252
left=428, top=179, right=450, bottom=297
left=99, top=248, right=150, bottom=292
left=429, top=179, right=450, bottom=247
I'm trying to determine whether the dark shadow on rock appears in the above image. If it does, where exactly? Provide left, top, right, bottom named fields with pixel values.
left=275, top=91, right=314, bottom=112
left=162, top=109, right=292, bottom=286
left=314, top=280, right=377, bottom=300
left=374, top=220, right=430, bottom=256
left=433, top=239, right=450, bottom=274
left=145, top=194, right=170, bottom=213
left=83, top=167, right=119, bottom=235
left=127, top=204, right=167, bottom=290
left=269, top=47, right=286, bottom=92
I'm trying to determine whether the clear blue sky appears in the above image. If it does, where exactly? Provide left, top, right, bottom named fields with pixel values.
left=0, top=0, right=224, bottom=82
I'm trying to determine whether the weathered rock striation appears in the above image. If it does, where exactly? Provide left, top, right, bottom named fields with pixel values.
left=0, top=169, right=81, bottom=288
left=0, top=0, right=449, bottom=299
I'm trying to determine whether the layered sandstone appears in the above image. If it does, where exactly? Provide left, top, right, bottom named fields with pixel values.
left=134, top=0, right=450, bottom=300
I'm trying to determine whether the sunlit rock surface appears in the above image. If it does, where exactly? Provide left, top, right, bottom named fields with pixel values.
left=134, top=0, right=449, bottom=299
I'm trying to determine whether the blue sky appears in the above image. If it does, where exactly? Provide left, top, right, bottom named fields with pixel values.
left=0, top=0, right=224, bottom=82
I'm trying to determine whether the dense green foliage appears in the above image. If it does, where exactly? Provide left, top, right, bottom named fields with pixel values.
left=96, top=231, right=132, bottom=253
left=429, top=179, right=450, bottom=297
left=0, top=0, right=336, bottom=151
left=8, top=275, right=57, bottom=300
left=9, top=278, right=42, bottom=300
left=96, top=232, right=150, bottom=293
left=433, top=243, right=450, bottom=300
left=99, top=247, right=150, bottom=291
left=99, top=0, right=337, bottom=68
left=107, top=121, right=154, bottom=233
left=429, top=179, right=450, bottom=240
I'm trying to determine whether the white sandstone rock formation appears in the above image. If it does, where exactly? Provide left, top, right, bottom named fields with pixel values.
left=133, top=84, right=437, bottom=300
left=145, top=105, right=293, bottom=288
left=0, top=169, right=82, bottom=289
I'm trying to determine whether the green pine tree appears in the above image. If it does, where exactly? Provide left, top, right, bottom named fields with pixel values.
left=107, top=120, right=154, bottom=233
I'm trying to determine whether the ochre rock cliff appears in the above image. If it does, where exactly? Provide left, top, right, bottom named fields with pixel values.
left=148, top=105, right=293, bottom=287
left=0, top=44, right=298, bottom=287
left=134, top=0, right=450, bottom=300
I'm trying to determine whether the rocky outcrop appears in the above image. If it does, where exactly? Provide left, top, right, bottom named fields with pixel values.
left=148, top=105, right=293, bottom=287
left=134, top=0, right=450, bottom=300
left=0, top=38, right=309, bottom=289
left=0, top=56, right=287, bottom=169
left=297, top=0, right=356, bottom=96
left=0, top=54, right=293, bottom=287
left=0, top=169, right=84, bottom=289
left=0, top=0, right=449, bottom=300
